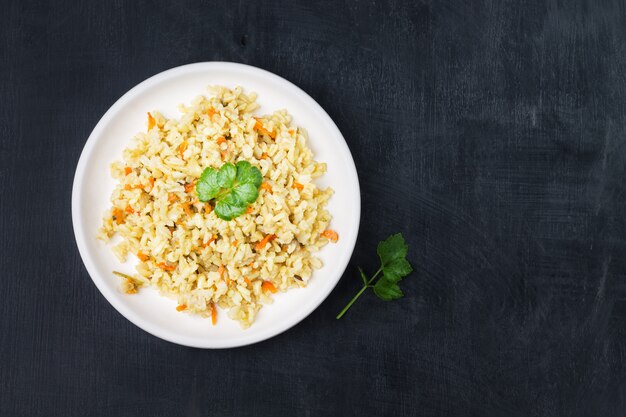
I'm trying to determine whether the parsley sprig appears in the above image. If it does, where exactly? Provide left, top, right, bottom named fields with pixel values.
left=196, top=161, right=262, bottom=220
left=336, top=233, right=413, bottom=319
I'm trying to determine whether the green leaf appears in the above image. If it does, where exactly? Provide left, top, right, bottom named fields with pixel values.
left=217, top=163, right=237, bottom=188
left=235, top=160, right=263, bottom=187
left=384, top=258, right=413, bottom=279
left=336, top=232, right=414, bottom=319
left=373, top=274, right=404, bottom=301
left=377, top=234, right=411, bottom=281
left=214, top=200, right=247, bottom=220
left=196, top=168, right=220, bottom=201
left=231, top=183, right=259, bottom=205
left=195, top=161, right=262, bottom=221
left=377, top=233, right=408, bottom=268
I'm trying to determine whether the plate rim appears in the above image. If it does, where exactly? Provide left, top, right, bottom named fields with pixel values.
left=71, top=62, right=361, bottom=348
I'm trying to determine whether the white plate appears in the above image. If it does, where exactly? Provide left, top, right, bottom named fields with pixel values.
left=72, top=62, right=360, bottom=348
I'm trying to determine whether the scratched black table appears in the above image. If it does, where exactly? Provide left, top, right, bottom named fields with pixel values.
left=2, top=1, right=625, bottom=416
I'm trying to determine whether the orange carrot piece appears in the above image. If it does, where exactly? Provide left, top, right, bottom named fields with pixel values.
left=243, top=277, right=251, bottom=286
left=123, top=184, right=132, bottom=191
left=255, top=234, right=276, bottom=250
left=168, top=193, right=178, bottom=203
left=260, top=153, right=269, bottom=160
left=292, top=182, right=304, bottom=190
left=146, top=177, right=155, bottom=192
left=180, top=202, right=192, bottom=216
left=321, top=229, right=339, bottom=243
left=205, top=203, right=213, bottom=213
left=147, top=112, right=156, bottom=130
left=253, top=118, right=276, bottom=139
left=246, top=206, right=253, bottom=214
left=125, top=205, right=134, bottom=214
left=202, top=234, right=217, bottom=247
left=288, top=129, right=295, bottom=135
left=137, top=252, right=149, bottom=262
left=220, top=150, right=228, bottom=160
left=262, top=281, right=277, bottom=293
left=260, top=182, right=272, bottom=193
left=218, top=265, right=225, bottom=278
left=157, top=262, right=176, bottom=271
left=112, top=208, right=124, bottom=224
left=232, top=240, right=238, bottom=247
left=207, top=107, right=217, bottom=118
left=211, top=303, right=217, bottom=325
left=184, top=181, right=196, bottom=193
left=179, top=141, right=188, bottom=159
left=176, top=304, right=187, bottom=312
left=124, top=167, right=132, bottom=176
left=216, top=136, right=226, bottom=145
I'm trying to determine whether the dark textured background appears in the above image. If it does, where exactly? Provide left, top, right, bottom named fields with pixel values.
left=2, top=0, right=626, bottom=416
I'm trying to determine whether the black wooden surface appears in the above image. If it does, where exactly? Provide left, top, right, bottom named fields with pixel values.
left=2, top=1, right=626, bottom=416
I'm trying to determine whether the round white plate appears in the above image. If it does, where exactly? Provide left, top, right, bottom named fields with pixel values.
left=72, top=62, right=360, bottom=348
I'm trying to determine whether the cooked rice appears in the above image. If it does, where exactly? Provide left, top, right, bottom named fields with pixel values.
left=98, top=86, right=334, bottom=328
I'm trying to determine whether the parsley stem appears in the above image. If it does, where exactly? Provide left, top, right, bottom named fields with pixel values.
left=214, top=187, right=232, bottom=201
left=336, top=267, right=383, bottom=319
left=336, top=286, right=368, bottom=319
left=367, top=267, right=383, bottom=284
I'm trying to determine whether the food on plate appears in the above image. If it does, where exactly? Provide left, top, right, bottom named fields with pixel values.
left=98, top=86, right=338, bottom=328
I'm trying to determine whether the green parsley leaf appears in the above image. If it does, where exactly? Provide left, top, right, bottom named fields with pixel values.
left=373, top=273, right=404, bottom=301
left=217, top=163, right=237, bottom=188
left=377, top=233, right=408, bottom=266
left=196, top=168, right=221, bottom=201
left=382, top=257, right=413, bottom=281
left=214, top=200, right=247, bottom=220
left=336, top=233, right=413, bottom=319
left=235, top=160, right=263, bottom=187
left=230, top=183, right=259, bottom=205
left=196, top=161, right=263, bottom=221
